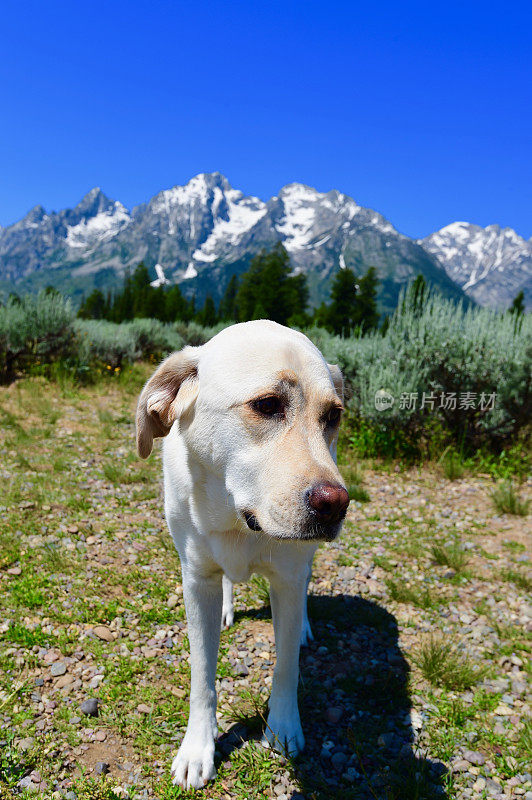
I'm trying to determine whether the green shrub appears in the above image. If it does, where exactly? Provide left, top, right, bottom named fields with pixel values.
left=0, top=291, right=75, bottom=381
left=309, top=286, right=532, bottom=457
left=74, top=318, right=184, bottom=370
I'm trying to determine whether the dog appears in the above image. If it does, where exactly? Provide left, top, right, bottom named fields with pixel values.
left=136, top=320, right=349, bottom=789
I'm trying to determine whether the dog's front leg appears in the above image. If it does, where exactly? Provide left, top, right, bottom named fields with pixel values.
left=171, top=566, right=222, bottom=789
left=262, top=570, right=306, bottom=756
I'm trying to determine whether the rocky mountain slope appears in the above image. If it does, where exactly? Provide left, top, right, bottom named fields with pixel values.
left=421, top=223, right=532, bottom=309
left=1, top=173, right=528, bottom=310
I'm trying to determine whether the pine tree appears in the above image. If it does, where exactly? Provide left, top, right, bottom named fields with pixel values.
left=324, top=268, right=359, bottom=335
left=196, top=295, right=217, bottom=327
left=78, top=289, right=108, bottom=319
left=408, top=274, right=428, bottom=316
left=509, top=290, right=525, bottom=317
left=236, top=244, right=308, bottom=324
left=509, top=289, right=526, bottom=333
left=165, top=284, right=192, bottom=322
left=219, top=275, right=240, bottom=321
left=355, top=266, right=379, bottom=331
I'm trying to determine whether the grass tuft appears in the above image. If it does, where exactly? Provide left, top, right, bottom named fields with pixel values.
left=385, top=578, right=435, bottom=608
left=501, top=568, right=532, bottom=592
left=431, top=541, right=469, bottom=572
left=441, top=450, right=464, bottom=480
left=414, top=635, right=486, bottom=690
left=491, top=481, right=530, bottom=516
left=343, top=462, right=370, bottom=503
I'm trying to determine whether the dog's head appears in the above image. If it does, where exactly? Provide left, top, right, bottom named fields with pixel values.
left=136, top=320, right=349, bottom=541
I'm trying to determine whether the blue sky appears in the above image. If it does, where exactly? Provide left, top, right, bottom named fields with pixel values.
left=2, top=0, right=531, bottom=238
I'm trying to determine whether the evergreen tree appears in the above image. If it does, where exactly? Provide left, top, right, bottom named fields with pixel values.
left=509, top=290, right=525, bottom=317
left=236, top=244, right=308, bottom=324
left=196, top=295, right=217, bottom=327
left=165, top=284, right=192, bottom=322
left=78, top=289, right=108, bottom=319
left=219, top=275, right=240, bottom=320
left=509, top=289, right=525, bottom=333
left=408, top=274, right=428, bottom=316
left=110, top=270, right=134, bottom=321
left=131, top=263, right=151, bottom=317
left=355, top=266, right=379, bottom=331
left=324, top=268, right=359, bottom=335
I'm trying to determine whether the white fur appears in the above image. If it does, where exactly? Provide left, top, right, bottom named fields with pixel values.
left=137, top=320, right=345, bottom=789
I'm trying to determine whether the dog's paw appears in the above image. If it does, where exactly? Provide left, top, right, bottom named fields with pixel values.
left=221, top=605, right=234, bottom=629
left=262, top=712, right=305, bottom=757
left=171, top=735, right=216, bottom=790
left=299, top=618, right=313, bottom=647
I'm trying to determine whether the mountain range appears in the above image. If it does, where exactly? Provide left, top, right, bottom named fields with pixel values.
left=1, top=172, right=530, bottom=311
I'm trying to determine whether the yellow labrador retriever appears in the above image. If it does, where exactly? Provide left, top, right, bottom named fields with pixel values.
left=136, top=320, right=348, bottom=789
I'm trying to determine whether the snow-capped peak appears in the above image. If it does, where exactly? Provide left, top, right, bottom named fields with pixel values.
left=421, top=221, right=532, bottom=307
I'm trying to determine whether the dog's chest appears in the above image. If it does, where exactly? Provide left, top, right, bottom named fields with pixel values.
left=207, top=530, right=316, bottom=584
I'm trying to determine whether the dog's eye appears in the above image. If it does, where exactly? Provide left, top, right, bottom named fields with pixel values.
left=252, top=396, right=284, bottom=418
left=325, top=407, right=342, bottom=427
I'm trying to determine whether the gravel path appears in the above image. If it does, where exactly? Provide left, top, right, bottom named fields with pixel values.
left=0, top=376, right=530, bottom=799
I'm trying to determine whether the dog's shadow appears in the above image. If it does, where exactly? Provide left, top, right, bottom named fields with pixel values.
left=217, top=594, right=448, bottom=800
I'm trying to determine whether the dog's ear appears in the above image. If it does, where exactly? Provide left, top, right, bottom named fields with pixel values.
left=136, top=347, right=200, bottom=459
left=327, top=363, right=344, bottom=403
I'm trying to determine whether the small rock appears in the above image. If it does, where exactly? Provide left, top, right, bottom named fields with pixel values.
left=92, top=625, right=114, bottom=642
left=80, top=698, right=99, bottom=717
left=452, top=759, right=471, bottom=772
left=234, top=661, right=249, bottom=676
left=325, top=706, right=342, bottom=724
left=34, top=677, right=44, bottom=687
left=95, top=730, right=107, bottom=741
left=95, top=761, right=110, bottom=775
left=463, top=749, right=486, bottom=766
left=136, top=703, right=152, bottom=714
left=167, top=594, right=179, bottom=609
left=51, top=661, right=67, bottom=677
left=331, top=751, right=347, bottom=771
left=56, top=673, right=74, bottom=689
left=7, top=566, right=22, bottom=575
left=17, top=776, right=36, bottom=791
left=17, top=737, right=35, bottom=751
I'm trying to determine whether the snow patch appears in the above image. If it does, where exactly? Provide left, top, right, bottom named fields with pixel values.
left=66, top=203, right=130, bottom=248
left=182, top=263, right=198, bottom=280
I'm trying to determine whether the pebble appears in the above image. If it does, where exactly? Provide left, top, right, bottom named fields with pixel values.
left=92, top=625, right=114, bottom=642
left=463, top=749, right=486, bottom=766
left=80, top=698, right=99, bottom=717
left=325, top=706, right=342, bottom=724
left=95, top=761, right=110, bottom=774
left=17, top=737, right=35, bottom=751
left=50, top=661, right=67, bottom=677
left=331, top=751, right=347, bottom=771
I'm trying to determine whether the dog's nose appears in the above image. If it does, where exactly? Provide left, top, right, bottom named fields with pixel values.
left=306, top=482, right=350, bottom=524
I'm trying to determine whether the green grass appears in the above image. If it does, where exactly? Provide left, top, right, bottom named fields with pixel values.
left=341, top=461, right=371, bottom=503
left=414, top=635, right=487, bottom=690
left=0, top=371, right=529, bottom=800
left=441, top=450, right=464, bottom=480
left=385, top=578, right=436, bottom=609
left=501, top=568, right=532, bottom=592
left=491, top=480, right=530, bottom=516
left=430, top=541, right=469, bottom=572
